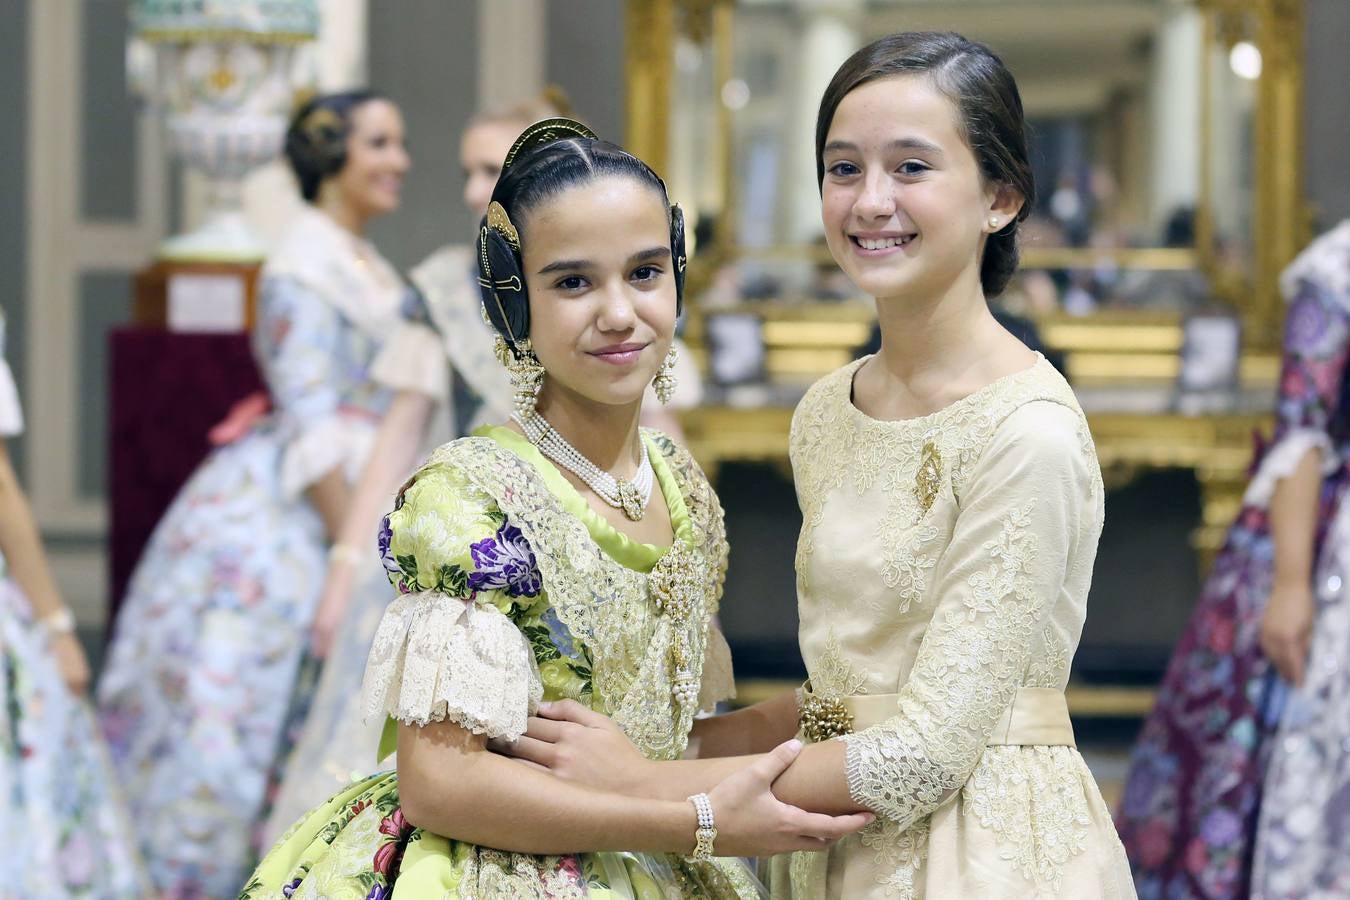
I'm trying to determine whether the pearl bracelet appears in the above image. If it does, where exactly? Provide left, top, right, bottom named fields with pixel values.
left=687, top=792, right=718, bottom=861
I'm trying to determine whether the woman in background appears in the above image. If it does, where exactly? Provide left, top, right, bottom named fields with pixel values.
left=1118, top=221, right=1350, bottom=899
left=0, top=310, right=149, bottom=897
left=96, top=90, right=438, bottom=898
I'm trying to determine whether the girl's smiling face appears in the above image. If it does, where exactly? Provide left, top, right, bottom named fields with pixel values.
left=820, top=74, right=1021, bottom=303
left=520, top=175, right=677, bottom=411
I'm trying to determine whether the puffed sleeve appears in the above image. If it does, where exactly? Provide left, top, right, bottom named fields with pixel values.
left=1243, top=282, right=1349, bottom=507
left=839, top=401, right=1097, bottom=829
left=361, top=460, right=543, bottom=739
left=253, top=276, right=380, bottom=499
left=369, top=287, right=449, bottom=402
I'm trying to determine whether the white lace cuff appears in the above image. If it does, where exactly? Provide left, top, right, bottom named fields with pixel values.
left=361, top=589, right=543, bottom=739
left=278, top=415, right=377, bottom=500
left=1243, top=429, right=1337, bottom=508
left=0, top=356, right=22, bottom=437
left=698, top=626, right=736, bottom=712
left=370, top=323, right=449, bottom=402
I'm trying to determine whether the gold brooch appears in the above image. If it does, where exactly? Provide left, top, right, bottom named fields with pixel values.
left=486, top=201, right=520, bottom=248
left=800, top=693, right=854, bottom=743
left=915, top=440, right=943, bottom=514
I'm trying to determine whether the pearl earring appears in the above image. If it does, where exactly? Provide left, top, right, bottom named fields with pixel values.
left=989, top=216, right=1001, bottom=229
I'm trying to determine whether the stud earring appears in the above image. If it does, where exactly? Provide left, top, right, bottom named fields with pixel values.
left=989, top=215, right=1001, bottom=230
left=653, top=346, right=679, bottom=405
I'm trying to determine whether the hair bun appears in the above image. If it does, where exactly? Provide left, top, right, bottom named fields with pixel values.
left=502, top=117, right=599, bottom=174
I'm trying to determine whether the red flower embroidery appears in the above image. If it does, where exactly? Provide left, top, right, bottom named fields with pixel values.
left=378, top=807, right=407, bottom=839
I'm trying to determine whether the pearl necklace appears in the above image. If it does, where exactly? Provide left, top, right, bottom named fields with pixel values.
left=512, top=411, right=655, bottom=521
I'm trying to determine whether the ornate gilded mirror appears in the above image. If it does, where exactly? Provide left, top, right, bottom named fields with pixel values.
left=627, top=0, right=1309, bottom=383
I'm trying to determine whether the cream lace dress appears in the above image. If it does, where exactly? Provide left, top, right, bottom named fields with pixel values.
left=773, top=355, right=1136, bottom=899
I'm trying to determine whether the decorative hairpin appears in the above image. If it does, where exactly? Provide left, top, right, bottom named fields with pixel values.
left=302, top=106, right=343, bottom=142
left=486, top=201, right=520, bottom=248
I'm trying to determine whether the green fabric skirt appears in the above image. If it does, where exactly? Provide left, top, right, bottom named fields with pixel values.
left=240, top=771, right=765, bottom=899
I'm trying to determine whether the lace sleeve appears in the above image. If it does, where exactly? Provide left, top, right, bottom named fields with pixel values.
left=839, top=401, right=1097, bottom=829
left=362, top=461, right=544, bottom=738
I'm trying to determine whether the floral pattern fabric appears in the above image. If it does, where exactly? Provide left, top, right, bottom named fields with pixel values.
left=245, top=430, right=759, bottom=898
left=0, top=330, right=149, bottom=897
left=97, top=208, right=414, bottom=899
left=1118, top=231, right=1350, bottom=899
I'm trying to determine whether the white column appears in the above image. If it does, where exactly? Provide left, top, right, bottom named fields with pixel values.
left=1148, top=6, right=1202, bottom=234
left=477, top=0, right=546, bottom=112
left=785, top=0, right=861, bottom=243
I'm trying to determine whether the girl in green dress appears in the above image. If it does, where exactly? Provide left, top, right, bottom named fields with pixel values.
left=242, top=119, right=870, bottom=899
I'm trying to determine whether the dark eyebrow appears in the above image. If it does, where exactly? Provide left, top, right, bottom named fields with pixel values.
left=822, top=137, right=944, bottom=156
left=537, top=258, right=593, bottom=275
left=630, top=246, right=671, bottom=264
left=538, top=247, right=670, bottom=276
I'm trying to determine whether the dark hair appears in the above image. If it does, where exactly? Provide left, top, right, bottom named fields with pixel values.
left=478, top=124, right=686, bottom=352
left=816, top=32, right=1034, bottom=297
left=284, top=89, right=387, bottom=202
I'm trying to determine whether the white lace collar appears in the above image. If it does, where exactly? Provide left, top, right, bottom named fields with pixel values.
left=263, top=206, right=405, bottom=336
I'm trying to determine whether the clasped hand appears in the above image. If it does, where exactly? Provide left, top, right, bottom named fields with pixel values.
left=489, top=699, right=873, bottom=857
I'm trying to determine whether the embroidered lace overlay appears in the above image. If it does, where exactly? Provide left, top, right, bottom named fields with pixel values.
left=361, top=429, right=731, bottom=761
left=777, top=356, right=1135, bottom=899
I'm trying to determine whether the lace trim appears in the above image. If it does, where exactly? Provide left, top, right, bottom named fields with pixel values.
left=963, top=746, right=1092, bottom=892
left=361, top=588, right=542, bottom=738
left=1243, top=428, right=1336, bottom=507
left=813, top=628, right=868, bottom=697
left=425, top=431, right=729, bottom=761
left=698, top=625, right=737, bottom=711
left=277, top=414, right=377, bottom=499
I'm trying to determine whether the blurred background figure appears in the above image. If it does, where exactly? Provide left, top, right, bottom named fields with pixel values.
left=94, top=90, right=437, bottom=898
left=0, top=308, right=151, bottom=897
left=1117, top=221, right=1350, bottom=899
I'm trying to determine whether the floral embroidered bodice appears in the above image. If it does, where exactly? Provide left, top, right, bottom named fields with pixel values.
left=363, top=425, right=736, bottom=763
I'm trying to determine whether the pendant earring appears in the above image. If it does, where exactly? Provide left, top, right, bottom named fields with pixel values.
left=496, top=335, right=545, bottom=415
left=653, top=346, right=679, bottom=405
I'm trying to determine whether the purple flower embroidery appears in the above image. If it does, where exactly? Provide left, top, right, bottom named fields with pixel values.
left=377, top=515, right=399, bottom=578
left=1199, top=808, right=1242, bottom=846
left=283, top=877, right=303, bottom=898
left=468, top=523, right=543, bottom=598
